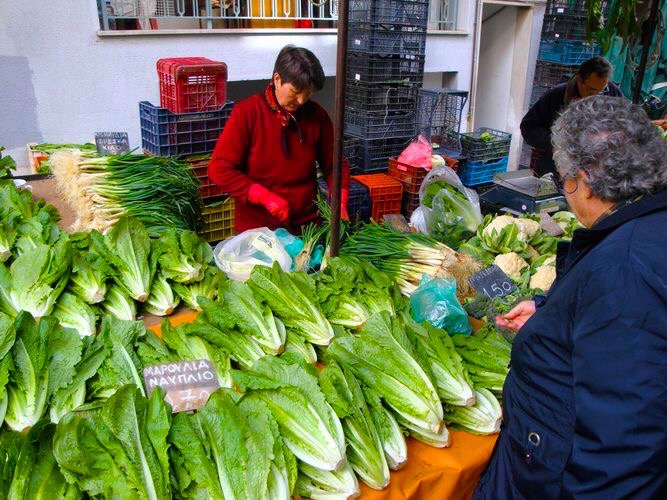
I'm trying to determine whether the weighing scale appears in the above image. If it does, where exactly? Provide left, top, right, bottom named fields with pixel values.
left=479, top=171, right=569, bottom=214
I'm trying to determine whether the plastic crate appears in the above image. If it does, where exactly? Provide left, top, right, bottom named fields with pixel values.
left=318, top=178, right=372, bottom=223
left=346, top=81, right=419, bottom=114
left=140, top=101, right=234, bottom=157
left=541, top=14, right=589, bottom=41
left=458, top=127, right=512, bottom=163
left=538, top=39, right=599, bottom=66
left=416, top=88, right=468, bottom=142
left=533, top=60, right=578, bottom=89
left=347, top=134, right=411, bottom=173
left=347, top=52, right=425, bottom=86
left=458, top=156, right=509, bottom=187
left=545, top=0, right=609, bottom=17
left=201, top=197, right=235, bottom=243
left=349, top=0, right=429, bottom=27
left=387, top=157, right=429, bottom=194
left=401, top=191, right=421, bottom=217
left=433, top=147, right=465, bottom=173
left=344, top=107, right=416, bottom=140
left=184, top=154, right=226, bottom=200
left=530, top=84, right=547, bottom=107
left=158, top=57, right=228, bottom=114
left=352, top=174, right=403, bottom=221
left=348, top=23, right=426, bottom=57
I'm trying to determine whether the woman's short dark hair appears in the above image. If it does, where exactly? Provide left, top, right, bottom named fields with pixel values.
left=273, top=45, right=325, bottom=91
left=578, top=56, right=612, bottom=80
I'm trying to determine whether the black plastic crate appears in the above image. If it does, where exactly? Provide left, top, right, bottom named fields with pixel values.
left=344, top=107, right=416, bottom=140
left=457, top=127, right=512, bottom=163
left=348, top=22, right=426, bottom=57
left=346, top=81, right=419, bottom=114
left=416, top=88, right=468, bottom=143
left=530, top=84, right=547, bottom=107
left=346, top=134, right=411, bottom=173
left=349, top=0, right=429, bottom=27
left=545, top=0, right=609, bottom=17
left=541, top=14, right=589, bottom=41
left=533, top=60, right=578, bottom=89
left=318, top=178, right=372, bottom=223
left=347, top=52, right=425, bottom=86
left=140, top=101, right=234, bottom=156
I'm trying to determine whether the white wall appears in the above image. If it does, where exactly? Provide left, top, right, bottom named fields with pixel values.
left=1, top=0, right=476, bottom=173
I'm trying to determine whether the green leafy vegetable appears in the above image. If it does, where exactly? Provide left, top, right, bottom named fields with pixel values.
left=171, top=265, right=223, bottom=311
left=362, top=386, right=408, bottom=471
left=327, top=312, right=444, bottom=435
left=144, top=274, right=180, bottom=317
left=320, top=360, right=390, bottom=490
left=53, top=292, right=97, bottom=337
left=67, top=231, right=110, bottom=304
left=101, top=284, right=137, bottom=321
left=157, top=229, right=212, bottom=284
left=5, top=313, right=82, bottom=432
left=444, top=388, right=502, bottom=435
left=295, top=462, right=359, bottom=500
left=53, top=385, right=172, bottom=500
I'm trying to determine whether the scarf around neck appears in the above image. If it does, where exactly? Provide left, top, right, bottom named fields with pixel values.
left=264, top=81, right=304, bottom=154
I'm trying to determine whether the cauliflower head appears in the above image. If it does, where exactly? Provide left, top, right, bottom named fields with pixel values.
left=530, top=265, right=556, bottom=291
left=516, top=218, right=541, bottom=239
left=483, top=215, right=523, bottom=238
left=494, top=252, right=528, bottom=280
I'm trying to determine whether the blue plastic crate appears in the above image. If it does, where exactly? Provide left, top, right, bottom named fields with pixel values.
left=318, top=178, right=372, bottom=223
left=140, top=101, right=234, bottom=156
left=458, top=156, right=509, bottom=187
left=538, top=39, right=599, bottom=66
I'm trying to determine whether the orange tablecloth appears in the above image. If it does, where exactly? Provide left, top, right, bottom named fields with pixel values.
left=148, top=312, right=497, bottom=499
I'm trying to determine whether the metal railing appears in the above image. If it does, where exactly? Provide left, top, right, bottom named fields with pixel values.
left=98, top=0, right=457, bottom=31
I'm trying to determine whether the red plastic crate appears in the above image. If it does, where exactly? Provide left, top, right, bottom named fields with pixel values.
left=158, top=57, right=228, bottom=114
left=387, top=157, right=430, bottom=194
left=352, top=174, right=403, bottom=221
left=401, top=191, right=421, bottom=217
left=185, top=154, right=226, bottom=200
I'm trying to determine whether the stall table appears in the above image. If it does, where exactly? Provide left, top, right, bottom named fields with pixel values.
left=148, top=311, right=497, bottom=500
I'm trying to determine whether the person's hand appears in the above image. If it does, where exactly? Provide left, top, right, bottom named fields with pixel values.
left=248, top=184, right=290, bottom=222
left=341, top=188, right=350, bottom=221
left=496, top=300, right=536, bottom=332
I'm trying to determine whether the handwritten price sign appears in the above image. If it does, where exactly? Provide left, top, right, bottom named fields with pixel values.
left=469, top=265, right=517, bottom=299
left=143, top=359, right=220, bottom=413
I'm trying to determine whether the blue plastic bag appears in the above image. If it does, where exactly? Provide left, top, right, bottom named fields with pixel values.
left=410, top=275, right=472, bottom=336
left=274, top=228, right=304, bottom=268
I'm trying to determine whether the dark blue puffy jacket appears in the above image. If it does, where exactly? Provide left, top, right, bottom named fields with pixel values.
left=475, top=191, right=667, bottom=499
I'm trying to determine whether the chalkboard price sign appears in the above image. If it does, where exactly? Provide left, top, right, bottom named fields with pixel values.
left=469, top=264, right=517, bottom=299
left=95, top=132, right=130, bottom=155
left=143, top=359, right=220, bottom=413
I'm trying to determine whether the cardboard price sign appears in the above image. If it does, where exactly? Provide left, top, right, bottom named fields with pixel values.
left=95, top=132, right=130, bottom=155
left=143, top=359, right=220, bottom=413
left=539, top=211, right=565, bottom=237
left=469, top=264, right=517, bottom=299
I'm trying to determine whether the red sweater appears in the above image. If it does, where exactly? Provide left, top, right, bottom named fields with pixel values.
left=208, top=93, right=350, bottom=234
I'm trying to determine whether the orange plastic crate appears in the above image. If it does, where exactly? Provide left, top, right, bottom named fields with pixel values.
left=352, top=174, right=403, bottom=221
left=387, top=157, right=430, bottom=194
left=157, top=57, right=228, bottom=114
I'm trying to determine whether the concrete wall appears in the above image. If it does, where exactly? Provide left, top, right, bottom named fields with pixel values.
left=1, top=0, right=478, bottom=173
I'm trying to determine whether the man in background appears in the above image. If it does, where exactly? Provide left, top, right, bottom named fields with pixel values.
left=521, top=56, right=624, bottom=177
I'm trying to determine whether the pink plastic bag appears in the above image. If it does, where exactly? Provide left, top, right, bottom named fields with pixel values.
left=397, top=135, right=432, bottom=170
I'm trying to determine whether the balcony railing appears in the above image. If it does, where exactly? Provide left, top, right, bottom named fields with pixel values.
left=98, top=0, right=457, bottom=31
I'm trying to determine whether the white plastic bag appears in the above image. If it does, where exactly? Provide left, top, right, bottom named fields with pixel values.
left=213, top=228, right=292, bottom=281
left=418, top=166, right=482, bottom=240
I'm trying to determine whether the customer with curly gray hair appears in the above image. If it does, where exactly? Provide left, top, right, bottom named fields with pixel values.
left=477, top=96, right=667, bottom=499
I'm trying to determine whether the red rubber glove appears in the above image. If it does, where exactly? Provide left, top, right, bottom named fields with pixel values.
left=248, top=184, right=290, bottom=223
left=341, top=188, right=350, bottom=221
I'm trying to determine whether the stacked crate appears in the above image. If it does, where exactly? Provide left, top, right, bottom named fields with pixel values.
left=456, top=127, right=512, bottom=187
left=140, top=57, right=235, bottom=242
left=520, top=0, right=609, bottom=170
left=344, top=0, right=429, bottom=173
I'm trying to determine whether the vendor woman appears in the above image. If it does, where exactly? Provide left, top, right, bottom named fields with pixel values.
left=209, top=45, right=350, bottom=234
